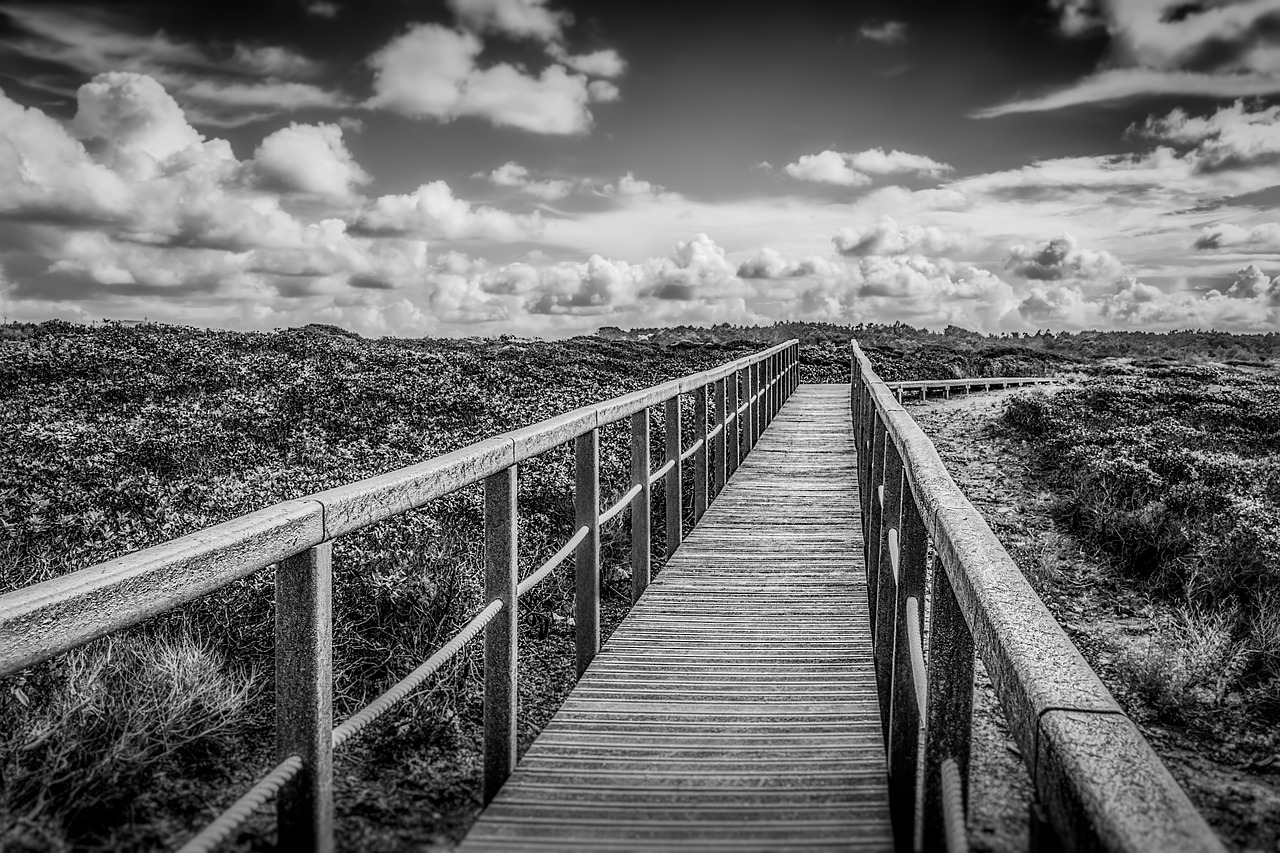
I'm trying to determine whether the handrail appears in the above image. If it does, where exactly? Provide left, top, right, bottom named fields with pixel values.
left=884, top=376, right=1058, bottom=403
left=850, top=341, right=1223, bottom=853
left=0, top=338, right=802, bottom=852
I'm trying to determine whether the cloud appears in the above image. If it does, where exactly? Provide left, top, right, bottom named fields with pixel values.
left=1019, top=270, right=1280, bottom=331
left=736, top=247, right=843, bottom=279
left=859, top=21, right=908, bottom=44
left=783, top=148, right=951, bottom=186
left=1135, top=100, right=1280, bottom=171
left=305, top=1, right=340, bottom=18
left=446, top=0, right=570, bottom=43
left=832, top=217, right=970, bottom=257
left=1005, top=233, right=1124, bottom=281
left=365, top=23, right=610, bottom=134
left=552, top=48, right=627, bottom=78
left=1193, top=220, right=1280, bottom=249
left=252, top=123, right=370, bottom=198
left=784, top=151, right=873, bottom=187
left=73, top=72, right=206, bottom=171
left=480, top=161, right=573, bottom=200
left=978, top=1, right=1280, bottom=116
left=355, top=181, right=544, bottom=240
left=0, top=5, right=344, bottom=126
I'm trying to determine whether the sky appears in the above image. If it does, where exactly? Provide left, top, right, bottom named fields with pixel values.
left=1, top=0, right=1279, bottom=337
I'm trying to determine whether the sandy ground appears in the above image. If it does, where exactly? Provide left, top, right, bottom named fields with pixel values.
left=906, top=386, right=1280, bottom=853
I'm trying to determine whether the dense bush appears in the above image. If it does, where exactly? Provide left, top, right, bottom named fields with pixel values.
left=1003, top=364, right=1280, bottom=711
left=0, top=322, right=763, bottom=849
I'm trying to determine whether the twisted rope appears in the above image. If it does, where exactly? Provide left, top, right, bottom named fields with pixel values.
left=332, top=599, right=503, bottom=749
left=175, top=755, right=303, bottom=853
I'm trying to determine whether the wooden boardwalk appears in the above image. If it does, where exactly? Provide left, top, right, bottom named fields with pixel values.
left=459, top=384, right=891, bottom=852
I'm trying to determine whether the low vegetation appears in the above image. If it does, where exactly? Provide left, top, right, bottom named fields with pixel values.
left=1002, top=362, right=1280, bottom=721
left=1, top=318, right=1276, bottom=849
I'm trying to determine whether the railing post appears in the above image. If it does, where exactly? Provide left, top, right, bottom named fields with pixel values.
left=276, top=543, right=334, bottom=853
left=888, top=483, right=929, bottom=850
left=865, top=416, right=888, bottom=634
left=874, top=440, right=905, bottom=740
left=726, top=370, right=740, bottom=477
left=694, top=384, right=709, bottom=522
left=922, top=554, right=975, bottom=852
left=575, top=428, right=600, bottom=677
left=751, top=362, right=763, bottom=444
left=739, top=367, right=752, bottom=461
left=483, top=466, right=518, bottom=805
left=712, top=377, right=727, bottom=497
left=664, top=396, right=682, bottom=558
left=630, top=410, right=651, bottom=602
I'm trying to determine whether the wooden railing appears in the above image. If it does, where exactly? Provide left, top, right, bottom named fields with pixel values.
left=885, top=376, right=1058, bottom=403
left=0, top=340, right=801, bottom=853
left=851, top=342, right=1224, bottom=853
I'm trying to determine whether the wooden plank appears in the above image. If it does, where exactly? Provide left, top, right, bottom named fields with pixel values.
left=461, top=385, right=891, bottom=852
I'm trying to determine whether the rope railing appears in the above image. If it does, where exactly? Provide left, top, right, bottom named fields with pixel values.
left=850, top=340, right=1223, bottom=853
left=0, top=339, right=801, bottom=853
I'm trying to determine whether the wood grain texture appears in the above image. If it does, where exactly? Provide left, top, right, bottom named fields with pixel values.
left=460, top=385, right=892, bottom=852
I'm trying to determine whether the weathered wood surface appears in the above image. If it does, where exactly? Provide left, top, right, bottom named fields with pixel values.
left=459, top=384, right=891, bottom=852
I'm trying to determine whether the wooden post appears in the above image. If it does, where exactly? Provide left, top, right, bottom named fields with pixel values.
left=888, top=483, right=929, bottom=850
left=874, top=441, right=904, bottom=739
left=575, top=429, right=600, bottom=677
left=664, top=396, right=682, bottom=558
left=483, top=466, right=517, bottom=805
left=752, top=362, right=763, bottom=444
left=276, top=543, right=334, bottom=853
left=922, top=554, right=976, bottom=852
left=630, top=410, right=651, bottom=603
left=694, top=384, right=709, bottom=522
left=739, top=367, right=752, bottom=462
left=726, top=370, right=740, bottom=477
left=866, top=416, right=887, bottom=633
left=712, top=377, right=727, bottom=497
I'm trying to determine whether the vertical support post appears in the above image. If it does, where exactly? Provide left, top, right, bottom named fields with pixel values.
left=712, top=376, right=727, bottom=497
left=865, top=416, right=888, bottom=633
left=888, top=484, right=929, bottom=850
left=922, top=554, right=976, bottom=853
left=575, top=428, right=600, bottom=677
left=664, top=396, right=682, bottom=558
left=726, top=369, right=740, bottom=477
left=752, top=362, right=763, bottom=444
left=739, top=367, right=752, bottom=462
left=277, top=543, right=334, bottom=853
left=694, top=384, right=709, bottom=522
left=630, top=410, right=651, bottom=603
left=874, top=440, right=904, bottom=739
left=483, top=466, right=517, bottom=805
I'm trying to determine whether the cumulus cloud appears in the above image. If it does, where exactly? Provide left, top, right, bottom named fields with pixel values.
left=1, top=5, right=344, bottom=126
left=783, top=148, right=951, bottom=186
left=978, top=1, right=1280, bottom=116
left=252, top=123, right=369, bottom=198
left=1019, top=270, right=1280, bottom=331
left=1004, top=233, right=1124, bottom=282
left=736, top=248, right=843, bottom=279
left=832, top=217, right=970, bottom=257
left=355, top=181, right=544, bottom=241
left=859, top=21, right=908, bottom=44
left=446, top=0, right=569, bottom=43
left=480, top=161, right=573, bottom=200
left=365, top=23, right=612, bottom=134
left=1135, top=100, right=1280, bottom=172
left=553, top=48, right=627, bottom=78
left=1194, top=221, right=1280, bottom=249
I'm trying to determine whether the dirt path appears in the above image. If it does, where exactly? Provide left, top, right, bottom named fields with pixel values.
left=906, top=386, right=1280, bottom=853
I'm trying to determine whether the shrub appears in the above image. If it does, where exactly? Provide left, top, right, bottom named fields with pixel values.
left=0, top=635, right=252, bottom=848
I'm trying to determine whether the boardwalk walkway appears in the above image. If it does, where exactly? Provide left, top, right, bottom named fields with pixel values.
left=460, top=384, right=892, bottom=851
